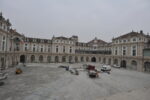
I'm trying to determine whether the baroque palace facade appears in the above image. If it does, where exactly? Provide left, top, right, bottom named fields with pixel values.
left=0, top=13, right=150, bottom=72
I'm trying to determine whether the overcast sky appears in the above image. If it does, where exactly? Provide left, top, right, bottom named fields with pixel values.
left=0, top=0, right=150, bottom=42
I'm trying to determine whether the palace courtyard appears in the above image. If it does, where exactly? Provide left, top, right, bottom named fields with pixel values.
left=0, top=63, right=150, bottom=100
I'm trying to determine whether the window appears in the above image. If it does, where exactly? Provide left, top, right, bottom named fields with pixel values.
left=2, top=41, right=5, bottom=51
left=115, top=40, right=118, bottom=43
left=119, top=40, right=122, bottom=43
left=25, top=44, right=28, bottom=51
left=128, top=39, right=130, bottom=42
left=33, top=44, right=36, bottom=52
left=48, top=45, right=50, bottom=52
left=115, top=47, right=118, bottom=55
left=63, top=46, right=65, bottom=53
left=2, top=36, right=6, bottom=51
left=41, top=45, right=43, bottom=52
left=122, top=46, right=126, bottom=56
left=3, top=36, right=5, bottom=40
left=16, top=43, right=20, bottom=51
left=132, top=46, right=136, bottom=56
left=132, top=38, right=136, bottom=42
left=123, top=40, right=126, bottom=43
left=56, top=46, right=58, bottom=53
left=70, top=47, right=72, bottom=53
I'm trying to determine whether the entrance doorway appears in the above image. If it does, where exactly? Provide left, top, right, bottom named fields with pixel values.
left=91, top=57, right=96, bottom=62
left=1, top=58, right=5, bottom=70
left=120, top=60, right=127, bottom=68
left=20, top=55, right=25, bottom=63
left=144, top=62, right=150, bottom=72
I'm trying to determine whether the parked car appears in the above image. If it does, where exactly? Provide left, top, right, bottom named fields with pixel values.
left=88, top=70, right=99, bottom=78
left=112, top=64, right=120, bottom=68
left=86, top=65, right=95, bottom=70
left=101, top=65, right=111, bottom=72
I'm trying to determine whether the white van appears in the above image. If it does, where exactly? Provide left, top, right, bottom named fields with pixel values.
left=101, top=65, right=111, bottom=71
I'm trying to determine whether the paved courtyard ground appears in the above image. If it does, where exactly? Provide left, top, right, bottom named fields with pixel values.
left=0, top=63, right=150, bottom=100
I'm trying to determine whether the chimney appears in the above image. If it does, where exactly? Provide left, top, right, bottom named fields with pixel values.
left=140, top=30, right=143, bottom=34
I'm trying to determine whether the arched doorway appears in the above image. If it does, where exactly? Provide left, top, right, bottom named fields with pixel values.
left=120, top=60, right=127, bottom=68
left=47, top=56, right=51, bottom=63
left=55, top=56, right=59, bottom=63
left=103, top=58, right=106, bottom=64
left=131, top=60, right=137, bottom=70
left=62, top=56, right=66, bottom=62
left=81, top=57, right=84, bottom=62
left=108, top=58, right=111, bottom=65
left=31, top=55, right=35, bottom=63
left=86, top=57, right=89, bottom=62
left=99, top=57, right=101, bottom=62
left=39, top=55, right=43, bottom=63
left=75, top=56, right=78, bottom=63
left=69, top=56, right=72, bottom=63
left=114, top=59, right=118, bottom=65
left=1, top=58, right=5, bottom=70
left=20, top=55, right=25, bottom=63
left=144, top=62, right=150, bottom=72
left=91, top=57, right=96, bottom=62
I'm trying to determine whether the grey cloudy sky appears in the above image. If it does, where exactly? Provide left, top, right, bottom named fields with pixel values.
left=0, top=0, right=150, bottom=42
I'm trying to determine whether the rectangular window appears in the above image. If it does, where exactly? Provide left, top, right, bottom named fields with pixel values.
left=41, top=48, right=43, bottom=52
left=123, top=47, right=126, bottom=56
left=132, top=38, right=136, bottom=42
left=33, top=48, right=35, bottom=52
left=115, top=47, right=117, bottom=55
left=33, top=45, right=36, bottom=52
left=56, top=46, right=58, bottom=53
left=25, top=44, right=28, bottom=51
left=70, top=47, right=72, bottom=53
left=63, top=46, right=65, bottom=53
left=16, top=43, right=20, bottom=51
left=132, top=46, right=136, bottom=56
left=48, top=48, right=50, bottom=52
left=2, top=41, right=5, bottom=51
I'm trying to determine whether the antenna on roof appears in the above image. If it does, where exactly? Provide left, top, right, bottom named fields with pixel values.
left=0, top=12, right=2, bottom=17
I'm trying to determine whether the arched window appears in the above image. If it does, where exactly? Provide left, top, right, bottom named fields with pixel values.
left=114, top=59, right=118, bottom=65
left=81, top=57, right=84, bottom=62
left=55, top=56, right=59, bottom=63
left=39, top=55, right=43, bottom=63
left=86, top=57, right=89, bottom=62
left=69, top=56, right=72, bottom=63
left=31, top=55, right=35, bottom=62
left=62, top=56, right=66, bottom=62
left=144, top=62, right=150, bottom=72
left=103, top=58, right=106, bottom=64
left=120, top=60, right=127, bottom=68
left=108, top=58, right=111, bottom=65
left=47, top=56, right=51, bottom=63
left=75, top=56, right=78, bottom=62
left=91, top=57, right=96, bottom=62
left=131, top=60, right=137, bottom=70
